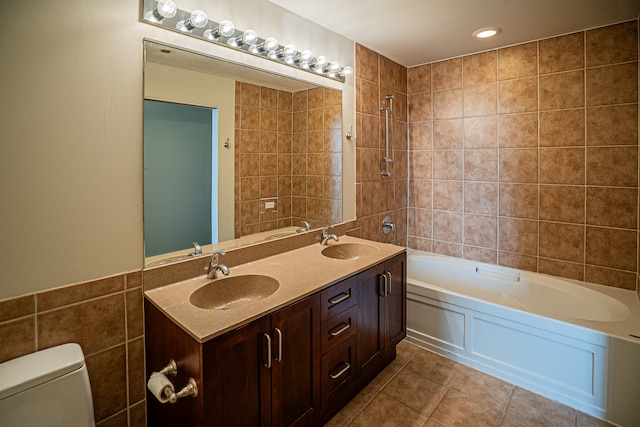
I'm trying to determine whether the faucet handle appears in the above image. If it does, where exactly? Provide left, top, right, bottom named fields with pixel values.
left=189, top=242, right=202, bottom=257
left=211, top=250, right=226, bottom=262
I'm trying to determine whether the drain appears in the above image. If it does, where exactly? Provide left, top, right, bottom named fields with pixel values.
left=629, top=334, right=640, bottom=339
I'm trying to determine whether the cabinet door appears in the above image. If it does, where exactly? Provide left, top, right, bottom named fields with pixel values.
left=384, top=253, right=407, bottom=350
left=203, top=316, right=272, bottom=426
left=356, top=264, right=385, bottom=383
left=270, top=294, right=321, bottom=427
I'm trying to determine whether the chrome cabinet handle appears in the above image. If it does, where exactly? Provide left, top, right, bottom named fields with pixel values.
left=263, top=333, right=272, bottom=368
left=274, top=328, right=283, bottom=362
left=380, top=272, right=388, bottom=296
left=329, top=362, right=351, bottom=379
left=328, top=292, right=350, bottom=305
left=329, top=322, right=351, bottom=337
left=385, top=271, right=392, bottom=295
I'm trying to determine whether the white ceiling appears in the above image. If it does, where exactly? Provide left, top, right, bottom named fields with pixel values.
left=268, top=0, right=640, bottom=67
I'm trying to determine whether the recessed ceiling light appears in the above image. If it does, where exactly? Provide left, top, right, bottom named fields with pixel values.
left=473, top=27, right=502, bottom=38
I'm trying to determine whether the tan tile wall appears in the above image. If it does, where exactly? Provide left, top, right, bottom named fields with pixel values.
left=355, top=44, right=409, bottom=244
left=406, top=20, right=639, bottom=290
left=0, top=271, right=145, bottom=426
left=292, top=87, right=343, bottom=227
left=235, top=83, right=342, bottom=237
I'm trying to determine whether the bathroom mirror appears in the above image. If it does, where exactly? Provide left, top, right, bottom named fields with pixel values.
left=143, top=40, right=343, bottom=267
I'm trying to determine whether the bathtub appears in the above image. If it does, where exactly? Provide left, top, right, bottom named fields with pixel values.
left=405, top=251, right=640, bottom=426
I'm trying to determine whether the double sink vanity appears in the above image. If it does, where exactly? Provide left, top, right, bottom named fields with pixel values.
left=144, top=233, right=406, bottom=426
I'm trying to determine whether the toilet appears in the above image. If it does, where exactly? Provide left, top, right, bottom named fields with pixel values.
left=0, top=343, right=95, bottom=426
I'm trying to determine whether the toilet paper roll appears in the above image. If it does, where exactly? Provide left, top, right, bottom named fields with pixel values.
left=147, top=372, right=174, bottom=403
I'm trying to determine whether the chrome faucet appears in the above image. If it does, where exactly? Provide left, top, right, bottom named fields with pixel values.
left=188, top=242, right=202, bottom=257
left=207, top=251, right=229, bottom=279
left=321, top=227, right=339, bottom=245
left=296, top=221, right=312, bottom=233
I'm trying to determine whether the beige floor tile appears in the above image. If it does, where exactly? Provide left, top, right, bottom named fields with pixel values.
left=576, top=411, right=616, bottom=427
left=404, top=349, right=459, bottom=386
left=381, top=368, right=448, bottom=417
left=338, top=383, right=380, bottom=421
left=505, top=387, right=575, bottom=427
left=451, top=364, right=514, bottom=412
left=430, top=388, right=504, bottom=427
left=369, top=358, right=405, bottom=390
left=350, top=392, right=428, bottom=427
left=324, top=412, right=351, bottom=427
left=501, top=414, right=534, bottom=426
left=396, top=340, right=421, bottom=362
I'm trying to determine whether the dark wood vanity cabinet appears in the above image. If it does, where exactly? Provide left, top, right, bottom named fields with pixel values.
left=146, top=294, right=320, bottom=427
left=145, top=252, right=406, bottom=427
left=356, top=253, right=407, bottom=384
left=204, top=294, right=321, bottom=427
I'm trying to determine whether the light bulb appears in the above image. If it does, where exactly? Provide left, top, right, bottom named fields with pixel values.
left=300, top=50, right=313, bottom=62
left=190, top=10, right=208, bottom=28
left=218, top=20, right=235, bottom=37
left=204, top=19, right=235, bottom=40
left=285, top=55, right=295, bottom=65
left=144, top=0, right=176, bottom=22
left=263, top=37, right=279, bottom=52
left=157, top=0, right=177, bottom=19
left=241, top=29, right=258, bottom=46
left=329, top=61, right=341, bottom=71
left=176, top=9, right=208, bottom=32
left=315, top=56, right=328, bottom=68
left=284, top=44, right=297, bottom=57
left=341, top=66, right=354, bottom=77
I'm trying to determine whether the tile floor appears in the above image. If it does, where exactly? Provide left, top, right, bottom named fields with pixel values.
left=325, top=340, right=614, bottom=427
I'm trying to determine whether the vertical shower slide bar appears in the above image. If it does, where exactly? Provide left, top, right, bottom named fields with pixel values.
left=380, top=95, right=398, bottom=244
left=380, top=95, right=394, bottom=178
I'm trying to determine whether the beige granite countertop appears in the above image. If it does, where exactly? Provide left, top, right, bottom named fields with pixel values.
left=144, top=236, right=405, bottom=343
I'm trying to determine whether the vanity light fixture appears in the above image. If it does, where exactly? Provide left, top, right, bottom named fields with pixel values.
left=176, top=9, right=208, bottom=32
left=472, top=26, right=502, bottom=38
left=144, top=0, right=177, bottom=23
left=141, top=0, right=353, bottom=82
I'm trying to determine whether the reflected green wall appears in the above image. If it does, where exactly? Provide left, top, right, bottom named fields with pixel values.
left=144, top=100, right=213, bottom=256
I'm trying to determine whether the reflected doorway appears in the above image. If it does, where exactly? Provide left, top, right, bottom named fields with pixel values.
left=143, top=100, right=218, bottom=257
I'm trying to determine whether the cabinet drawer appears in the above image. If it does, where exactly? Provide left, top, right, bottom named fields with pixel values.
left=321, top=305, right=357, bottom=354
left=321, top=276, right=357, bottom=322
left=321, top=335, right=356, bottom=410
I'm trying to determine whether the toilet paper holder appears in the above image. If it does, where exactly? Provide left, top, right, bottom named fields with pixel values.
left=159, top=359, right=177, bottom=377
left=149, top=359, right=198, bottom=404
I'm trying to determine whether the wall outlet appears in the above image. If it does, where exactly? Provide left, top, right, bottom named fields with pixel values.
left=260, top=197, right=278, bottom=213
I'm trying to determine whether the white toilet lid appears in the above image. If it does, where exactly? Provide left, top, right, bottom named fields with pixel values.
left=0, top=343, right=86, bottom=400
